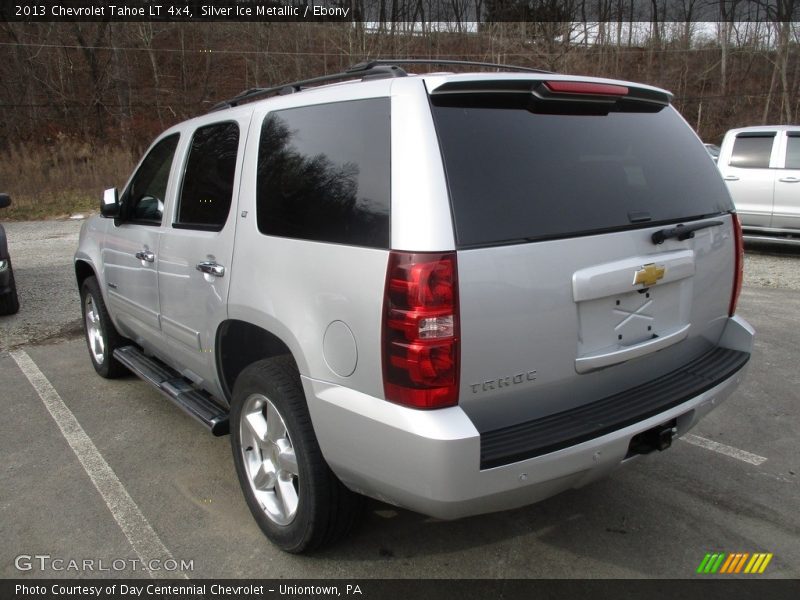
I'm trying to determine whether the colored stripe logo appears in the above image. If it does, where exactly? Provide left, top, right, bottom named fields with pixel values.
left=696, top=552, right=773, bottom=574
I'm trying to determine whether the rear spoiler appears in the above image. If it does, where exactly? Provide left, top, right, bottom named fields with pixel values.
left=429, top=79, right=672, bottom=108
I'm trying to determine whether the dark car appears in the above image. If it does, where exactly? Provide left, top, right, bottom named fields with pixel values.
left=0, top=193, right=20, bottom=315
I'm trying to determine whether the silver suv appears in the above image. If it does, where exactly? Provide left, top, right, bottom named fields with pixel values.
left=718, top=125, right=800, bottom=244
left=75, top=60, right=754, bottom=553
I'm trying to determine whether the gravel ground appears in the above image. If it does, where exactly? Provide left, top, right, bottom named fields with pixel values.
left=744, top=241, right=800, bottom=289
left=0, top=219, right=84, bottom=350
left=0, top=219, right=798, bottom=351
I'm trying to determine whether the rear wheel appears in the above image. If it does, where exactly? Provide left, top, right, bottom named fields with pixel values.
left=0, top=258, right=19, bottom=315
left=230, top=357, right=362, bottom=553
left=80, top=276, right=128, bottom=378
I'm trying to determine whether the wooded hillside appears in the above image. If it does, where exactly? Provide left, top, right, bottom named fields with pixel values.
left=0, top=13, right=797, bottom=216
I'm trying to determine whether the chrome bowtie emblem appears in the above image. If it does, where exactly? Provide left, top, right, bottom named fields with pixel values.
left=633, top=263, right=665, bottom=287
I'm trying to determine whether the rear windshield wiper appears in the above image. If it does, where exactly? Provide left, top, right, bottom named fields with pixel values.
left=651, top=220, right=724, bottom=244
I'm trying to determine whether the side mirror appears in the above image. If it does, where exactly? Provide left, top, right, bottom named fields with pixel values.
left=0, top=193, right=10, bottom=209
left=101, top=188, right=120, bottom=218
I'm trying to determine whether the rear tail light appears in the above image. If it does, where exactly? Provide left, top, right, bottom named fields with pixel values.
left=382, top=251, right=459, bottom=409
left=729, top=213, right=744, bottom=316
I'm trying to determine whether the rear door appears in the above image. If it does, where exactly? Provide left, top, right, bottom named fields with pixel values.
left=427, top=80, right=737, bottom=431
left=771, top=131, right=800, bottom=231
left=156, top=116, right=247, bottom=393
left=720, top=130, right=778, bottom=228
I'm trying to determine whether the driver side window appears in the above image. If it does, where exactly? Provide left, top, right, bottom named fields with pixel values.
left=120, top=134, right=180, bottom=224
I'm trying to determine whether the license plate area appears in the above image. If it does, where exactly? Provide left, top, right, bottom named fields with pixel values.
left=577, top=281, right=690, bottom=356
left=572, top=251, right=695, bottom=369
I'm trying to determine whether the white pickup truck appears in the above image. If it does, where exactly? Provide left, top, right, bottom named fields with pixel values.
left=718, top=125, right=800, bottom=244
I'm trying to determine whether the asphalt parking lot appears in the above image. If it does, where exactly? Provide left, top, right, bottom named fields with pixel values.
left=0, top=220, right=798, bottom=579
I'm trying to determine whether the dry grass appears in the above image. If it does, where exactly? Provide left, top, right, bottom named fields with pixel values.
left=0, top=140, right=136, bottom=220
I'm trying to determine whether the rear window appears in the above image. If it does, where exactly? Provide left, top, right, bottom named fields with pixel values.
left=730, top=133, right=775, bottom=169
left=430, top=95, right=733, bottom=248
left=786, top=133, right=800, bottom=170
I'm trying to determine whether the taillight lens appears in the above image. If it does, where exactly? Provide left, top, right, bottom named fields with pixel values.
left=382, top=251, right=460, bottom=409
left=729, top=213, right=744, bottom=317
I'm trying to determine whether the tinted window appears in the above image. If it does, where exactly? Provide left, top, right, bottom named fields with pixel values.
left=785, top=134, right=800, bottom=169
left=121, top=134, right=179, bottom=224
left=256, top=99, right=390, bottom=248
left=430, top=96, right=733, bottom=247
left=177, top=122, right=239, bottom=230
left=730, top=134, right=775, bottom=169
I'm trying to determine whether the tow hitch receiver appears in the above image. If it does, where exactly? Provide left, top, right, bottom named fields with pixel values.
left=626, top=419, right=677, bottom=457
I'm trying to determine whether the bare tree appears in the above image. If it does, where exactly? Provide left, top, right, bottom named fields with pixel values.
left=71, top=23, right=111, bottom=136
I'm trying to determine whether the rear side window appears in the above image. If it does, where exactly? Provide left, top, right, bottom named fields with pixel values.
left=430, top=95, right=733, bottom=248
left=256, top=98, right=391, bottom=248
left=785, top=133, right=800, bottom=169
left=729, top=133, right=775, bottom=169
left=176, top=122, right=239, bottom=231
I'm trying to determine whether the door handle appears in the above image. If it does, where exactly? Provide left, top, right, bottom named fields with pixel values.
left=722, top=175, right=739, bottom=181
left=196, top=261, right=225, bottom=277
left=135, top=250, right=155, bottom=263
left=778, top=177, right=800, bottom=183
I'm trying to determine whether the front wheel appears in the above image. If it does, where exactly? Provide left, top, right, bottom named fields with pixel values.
left=230, top=357, right=362, bottom=553
left=80, top=276, right=128, bottom=378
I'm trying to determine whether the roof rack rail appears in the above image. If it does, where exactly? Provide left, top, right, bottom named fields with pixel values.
left=347, top=58, right=551, bottom=74
left=209, top=64, right=407, bottom=112
left=209, top=58, right=550, bottom=113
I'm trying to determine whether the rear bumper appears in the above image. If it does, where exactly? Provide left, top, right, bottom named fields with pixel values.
left=304, top=316, right=753, bottom=520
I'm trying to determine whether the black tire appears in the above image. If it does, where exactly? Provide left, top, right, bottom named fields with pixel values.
left=79, top=276, right=129, bottom=378
left=230, top=356, right=362, bottom=553
left=0, top=258, right=20, bottom=315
